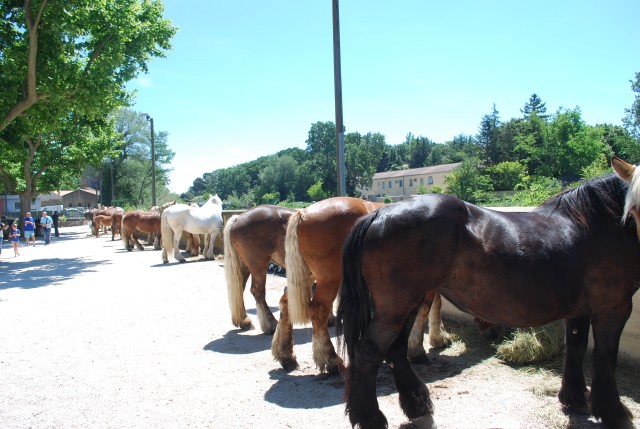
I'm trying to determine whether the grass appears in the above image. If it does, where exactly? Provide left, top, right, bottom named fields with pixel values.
left=495, top=321, right=565, bottom=365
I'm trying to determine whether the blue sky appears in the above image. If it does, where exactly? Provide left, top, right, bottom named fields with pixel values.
left=129, top=0, right=640, bottom=193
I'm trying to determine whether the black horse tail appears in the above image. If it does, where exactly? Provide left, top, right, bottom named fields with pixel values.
left=337, top=210, right=380, bottom=372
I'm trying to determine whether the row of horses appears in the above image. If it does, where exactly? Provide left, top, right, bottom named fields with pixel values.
left=85, top=196, right=224, bottom=263
left=224, top=156, right=640, bottom=429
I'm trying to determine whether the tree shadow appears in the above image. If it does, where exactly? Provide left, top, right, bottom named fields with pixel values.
left=0, top=256, right=112, bottom=291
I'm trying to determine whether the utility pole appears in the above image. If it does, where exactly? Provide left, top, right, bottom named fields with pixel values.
left=332, top=0, right=346, bottom=196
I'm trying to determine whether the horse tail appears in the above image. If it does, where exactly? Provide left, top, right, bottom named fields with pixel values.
left=285, top=210, right=313, bottom=325
left=223, top=215, right=246, bottom=327
left=121, top=215, right=129, bottom=250
left=161, top=211, right=173, bottom=261
left=336, top=210, right=379, bottom=375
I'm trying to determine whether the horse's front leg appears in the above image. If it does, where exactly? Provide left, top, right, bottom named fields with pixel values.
left=590, top=309, right=634, bottom=429
left=204, top=231, right=217, bottom=259
left=559, top=316, right=590, bottom=413
left=271, top=291, right=298, bottom=371
left=407, top=300, right=430, bottom=364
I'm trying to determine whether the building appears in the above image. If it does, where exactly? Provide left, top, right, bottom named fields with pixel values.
left=360, top=162, right=462, bottom=202
left=0, top=187, right=100, bottom=216
left=57, top=188, right=100, bottom=208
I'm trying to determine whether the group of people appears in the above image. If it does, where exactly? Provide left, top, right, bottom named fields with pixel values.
left=0, top=210, right=59, bottom=258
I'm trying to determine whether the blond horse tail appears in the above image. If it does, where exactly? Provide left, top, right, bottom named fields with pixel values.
left=121, top=216, right=129, bottom=250
left=160, top=211, right=174, bottom=262
left=285, top=210, right=313, bottom=325
left=223, top=215, right=247, bottom=327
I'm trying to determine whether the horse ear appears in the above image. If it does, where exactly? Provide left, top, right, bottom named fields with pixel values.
left=612, top=156, right=635, bottom=182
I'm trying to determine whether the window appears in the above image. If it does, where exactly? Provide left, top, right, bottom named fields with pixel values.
left=398, top=180, right=403, bottom=187
left=420, top=178, right=424, bottom=185
left=14, top=202, right=20, bottom=210
left=382, top=181, right=386, bottom=189
left=428, top=176, right=433, bottom=185
left=388, top=181, right=392, bottom=189
left=409, top=179, right=413, bottom=186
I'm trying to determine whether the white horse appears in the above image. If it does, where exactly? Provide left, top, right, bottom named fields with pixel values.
left=161, top=195, right=223, bottom=263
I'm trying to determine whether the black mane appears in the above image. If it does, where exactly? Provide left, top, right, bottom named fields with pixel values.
left=539, top=173, right=628, bottom=228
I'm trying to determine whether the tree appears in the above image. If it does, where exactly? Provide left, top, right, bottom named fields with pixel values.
left=444, top=157, right=492, bottom=203
left=305, top=121, right=337, bottom=196
left=477, top=104, right=502, bottom=165
left=623, top=72, right=640, bottom=140
left=344, top=131, right=385, bottom=196
left=0, top=0, right=176, bottom=212
left=407, top=135, right=433, bottom=168
left=521, top=93, right=549, bottom=121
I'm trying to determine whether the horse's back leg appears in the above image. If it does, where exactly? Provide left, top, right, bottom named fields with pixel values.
left=309, top=277, right=342, bottom=374
left=133, top=233, right=144, bottom=250
left=428, top=292, right=451, bottom=349
left=559, top=316, right=590, bottom=413
left=250, top=270, right=278, bottom=334
left=407, top=300, right=430, bottom=364
left=590, top=308, right=634, bottom=429
left=386, top=305, right=436, bottom=427
left=271, top=290, right=298, bottom=371
left=173, top=229, right=186, bottom=262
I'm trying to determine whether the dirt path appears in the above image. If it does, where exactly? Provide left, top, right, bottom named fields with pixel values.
left=0, top=225, right=638, bottom=429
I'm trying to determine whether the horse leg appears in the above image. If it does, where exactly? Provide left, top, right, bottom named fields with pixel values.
left=346, top=316, right=405, bottom=429
left=205, top=231, right=217, bottom=259
left=250, top=271, right=278, bottom=334
left=173, top=229, right=186, bottom=262
left=271, top=291, right=298, bottom=371
left=309, top=280, right=342, bottom=374
left=407, top=300, right=430, bottom=364
left=386, top=306, right=436, bottom=428
left=558, top=316, right=590, bottom=413
left=428, top=292, right=451, bottom=349
left=133, top=233, right=144, bottom=251
left=590, top=310, right=634, bottom=429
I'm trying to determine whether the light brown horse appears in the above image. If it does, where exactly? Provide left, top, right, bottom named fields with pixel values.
left=271, top=197, right=450, bottom=373
left=121, top=210, right=162, bottom=251
left=224, top=205, right=296, bottom=334
left=92, top=214, right=113, bottom=238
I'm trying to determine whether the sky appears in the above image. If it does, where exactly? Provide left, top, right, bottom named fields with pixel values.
left=128, top=0, right=640, bottom=194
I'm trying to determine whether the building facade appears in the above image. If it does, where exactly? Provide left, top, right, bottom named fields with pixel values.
left=360, top=162, right=462, bottom=202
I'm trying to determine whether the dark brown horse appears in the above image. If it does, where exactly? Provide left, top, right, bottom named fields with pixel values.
left=272, top=197, right=451, bottom=373
left=337, top=157, right=640, bottom=429
left=223, top=205, right=296, bottom=334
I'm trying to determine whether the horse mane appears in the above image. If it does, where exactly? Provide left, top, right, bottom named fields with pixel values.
left=539, top=173, right=628, bottom=228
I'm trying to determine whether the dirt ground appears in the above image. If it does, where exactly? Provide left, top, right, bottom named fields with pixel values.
left=1, top=224, right=639, bottom=429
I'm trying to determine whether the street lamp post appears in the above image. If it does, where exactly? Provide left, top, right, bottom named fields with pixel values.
left=141, top=113, right=157, bottom=206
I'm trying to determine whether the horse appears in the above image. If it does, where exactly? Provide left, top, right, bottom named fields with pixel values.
left=92, top=214, right=113, bottom=238
left=272, top=196, right=451, bottom=373
left=110, top=208, right=124, bottom=241
left=121, top=210, right=162, bottom=251
left=161, top=195, right=223, bottom=263
left=336, top=157, right=640, bottom=429
left=223, top=205, right=296, bottom=334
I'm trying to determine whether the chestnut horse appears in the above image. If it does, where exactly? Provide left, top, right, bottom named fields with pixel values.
left=337, top=157, right=640, bottom=429
left=272, top=197, right=450, bottom=373
left=224, top=205, right=296, bottom=334
left=121, top=201, right=177, bottom=251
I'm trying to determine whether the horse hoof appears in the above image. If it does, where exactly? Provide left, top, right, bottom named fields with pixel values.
left=239, top=319, right=254, bottom=331
left=327, top=314, right=337, bottom=327
left=409, top=352, right=432, bottom=365
left=280, top=357, right=299, bottom=372
left=178, top=259, right=188, bottom=264
left=410, top=414, right=437, bottom=429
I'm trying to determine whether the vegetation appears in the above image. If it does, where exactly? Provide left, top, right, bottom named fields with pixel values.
left=184, top=89, right=640, bottom=208
left=0, top=1, right=177, bottom=213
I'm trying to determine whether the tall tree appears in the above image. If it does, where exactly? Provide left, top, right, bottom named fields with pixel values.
left=345, top=131, right=385, bottom=196
left=477, top=104, right=502, bottom=165
left=0, top=0, right=176, bottom=212
left=521, top=93, right=549, bottom=121
left=623, top=72, right=640, bottom=141
left=305, top=121, right=337, bottom=196
left=407, top=135, right=433, bottom=168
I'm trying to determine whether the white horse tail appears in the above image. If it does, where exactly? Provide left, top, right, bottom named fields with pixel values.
left=223, top=215, right=247, bottom=327
left=285, top=210, right=313, bottom=325
left=161, top=210, right=174, bottom=263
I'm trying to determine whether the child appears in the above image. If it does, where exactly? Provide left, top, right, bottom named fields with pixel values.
left=9, top=224, right=20, bottom=257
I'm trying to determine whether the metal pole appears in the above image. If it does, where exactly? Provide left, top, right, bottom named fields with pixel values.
left=148, top=116, right=157, bottom=207
left=332, top=0, right=346, bottom=196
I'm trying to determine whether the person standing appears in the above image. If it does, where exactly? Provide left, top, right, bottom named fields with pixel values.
left=9, top=224, right=20, bottom=256
left=52, top=211, right=60, bottom=238
left=0, top=218, right=7, bottom=257
left=40, top=211, right=53, bottom=245
left=23, top=211, right=36, bottom=246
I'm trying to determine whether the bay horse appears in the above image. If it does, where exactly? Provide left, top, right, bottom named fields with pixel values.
left=224, top=205, right=296, bottom=334
left=337, top=157, right=640, bottom=429
left=121, top=210, right=161, bottom=251
left=161, top=195, right=223, bottom=263
left=272, top=197, right=450, bottom=373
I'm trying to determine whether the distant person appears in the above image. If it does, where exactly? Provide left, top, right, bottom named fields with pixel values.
left=0, top=218, right=7, bottom=257
left=9, top=224, right=20, bottom=257
left=23, top=211, right=36, bottom=246
left=52, top=211, right=60, bottom=238
left=40, top=211, right=53, bottom=245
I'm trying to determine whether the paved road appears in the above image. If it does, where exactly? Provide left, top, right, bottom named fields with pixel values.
left=0, top=224, right=410, bottom=429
